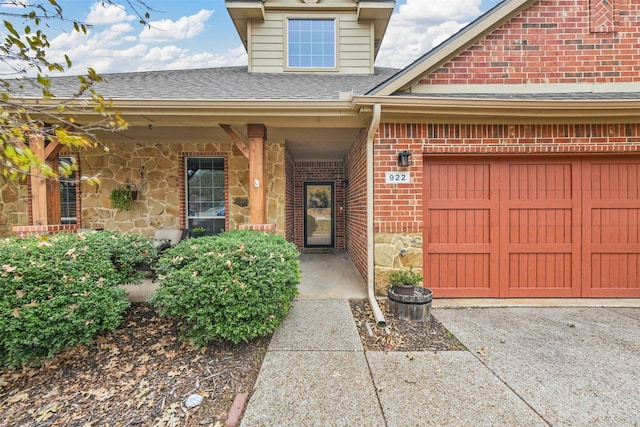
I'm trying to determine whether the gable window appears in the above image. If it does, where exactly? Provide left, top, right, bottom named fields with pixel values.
left=186, top=157, right=225, bottom=236
left=59, top=157, right=78, bottom=225
left=287, top=18, right=335, bottom=68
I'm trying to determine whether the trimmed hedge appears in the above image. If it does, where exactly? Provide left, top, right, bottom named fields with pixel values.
left=0, top=231, right=156, bottom=368
left=152, top=230, right=300, bottom=345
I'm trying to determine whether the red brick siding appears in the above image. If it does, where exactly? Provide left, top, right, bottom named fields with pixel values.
left=375, top=122, right=640, bottom=233
left=285, top=146, right=295, bottom=244
left=419, top=0, right=640, bottom=85
left=293, top=161, right=345, bottom=250
left=375, top=125, right=424, bottom=234
left=12, top=224, right=77, bottom=238
left=345, top=129, right=368, bottom=281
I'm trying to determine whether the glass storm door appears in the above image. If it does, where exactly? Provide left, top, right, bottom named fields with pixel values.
left=304, top=182, right=334, bottom=248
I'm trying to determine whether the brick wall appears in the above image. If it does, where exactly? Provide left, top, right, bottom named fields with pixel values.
left=418, top=0, right=640, bottom=86
left=285, top=146, right=295, bottom=244
left=345, top=129, right=368, bottom=281
left=371, top=120, right=640, bottom=294
left=293, top=161, right=345, bottom=250
left=375, top=124, right=424, bottom=234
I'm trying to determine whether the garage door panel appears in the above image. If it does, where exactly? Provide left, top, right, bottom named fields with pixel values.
left=429, top=209, right=490, bottom=244
left=509, top=209, right=572, bottom=244
left=509, top=253, right=573, bottom=289
left=590, top=162, right=640, bottom=200
left=424, top=157, right=640, bottom=298
left=501, top=161, right=579, bottom=297
left=428, top=254, right=491, bottom=290
left=591, top=208, right=640, bottom=244
left=508, top=163, right=573, bottom=200
left=584, top=160, right=640, bottom=297
left=425, top=161, right=499, bottom=297
left=591, top=254, right=640, bottom=295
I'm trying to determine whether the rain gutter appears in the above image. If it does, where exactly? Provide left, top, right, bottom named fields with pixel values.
left=366, top=103, right=386, bottom=328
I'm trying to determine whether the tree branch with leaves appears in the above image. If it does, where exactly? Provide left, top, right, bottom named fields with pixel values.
left=0, top=0, right=152, bottom=183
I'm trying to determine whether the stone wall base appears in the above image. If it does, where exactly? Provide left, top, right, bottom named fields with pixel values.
left=374, top=232, right=423, bottom=296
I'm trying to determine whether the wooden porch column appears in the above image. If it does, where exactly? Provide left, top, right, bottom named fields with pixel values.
left=29, top=134, right=63, bottom=225
left=247, top=123, right=267, bottom=224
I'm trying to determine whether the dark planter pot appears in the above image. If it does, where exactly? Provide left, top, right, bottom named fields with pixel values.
left=391, top=284, right=416, bottom=295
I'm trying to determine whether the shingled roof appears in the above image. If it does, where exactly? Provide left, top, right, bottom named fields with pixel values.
left=13, top=66, right=400, bottom=101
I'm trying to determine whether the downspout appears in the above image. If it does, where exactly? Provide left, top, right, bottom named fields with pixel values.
left=366, top=104, right=386, bottom=328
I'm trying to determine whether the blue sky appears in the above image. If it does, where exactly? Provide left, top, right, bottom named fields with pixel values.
left=1, top=0, right=502, bottom=75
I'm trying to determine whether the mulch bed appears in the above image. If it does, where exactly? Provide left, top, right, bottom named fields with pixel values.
left=350, top=299, right=467, bottom=352
left=1, top=299, right=465, bottom=427
left=0, top=303, right=269, bottom=427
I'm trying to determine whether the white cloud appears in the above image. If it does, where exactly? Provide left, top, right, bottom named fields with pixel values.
left=398, top=0, right=482, bottom=22
left=86, top=2, right=135, bottom=25
left=139, top=9, right=214, bottom=43
left=137, top=45, right=248, bottom=72
left=376, top=0, right=483, bottom=68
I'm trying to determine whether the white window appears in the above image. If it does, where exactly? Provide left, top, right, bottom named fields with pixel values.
left=185, top=157, right=225, bottom=235
left=287, top=19, right=336, bottom=68
left=59, top=157, right=77, bottom=225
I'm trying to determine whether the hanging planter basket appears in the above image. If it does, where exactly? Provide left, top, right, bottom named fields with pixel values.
left=109, top=182, right=138, bottom=211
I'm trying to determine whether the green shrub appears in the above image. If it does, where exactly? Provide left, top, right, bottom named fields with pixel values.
left=389, top=268, right=423, bottom=286
left=152, top=230, right=300, bottom=345
left=0, top=231, right=156, bottom=368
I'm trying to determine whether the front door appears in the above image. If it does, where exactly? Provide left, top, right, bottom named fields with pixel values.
left=304, top=182, right=334, bottom=248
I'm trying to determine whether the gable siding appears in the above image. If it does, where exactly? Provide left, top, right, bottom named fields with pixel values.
left=414, top=0, right=640, bottom=87
left=249, top=11, right=373, bottom=74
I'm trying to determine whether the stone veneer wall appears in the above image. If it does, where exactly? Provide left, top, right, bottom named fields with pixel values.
left=0, top=179, right=29, bottom=236
left=0, top=137, right=286, bottom=238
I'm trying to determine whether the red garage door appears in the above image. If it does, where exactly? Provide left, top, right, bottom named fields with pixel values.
left=424, top=157, right=640, bottom=298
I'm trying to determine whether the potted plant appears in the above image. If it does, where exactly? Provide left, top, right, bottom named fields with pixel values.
left=190, top=226, right=207, bottom=238
left=389, top=268, right=423, bottom=295
left=109, top=182, right=138, bottom=211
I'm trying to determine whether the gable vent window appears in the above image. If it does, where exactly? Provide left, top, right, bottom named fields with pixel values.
left=287, top=19, right=335, bottom=68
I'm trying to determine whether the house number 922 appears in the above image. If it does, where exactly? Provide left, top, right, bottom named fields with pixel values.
left=385, top=172, right=411, bottom=184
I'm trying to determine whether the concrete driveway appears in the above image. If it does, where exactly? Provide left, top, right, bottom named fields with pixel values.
left=435, top=307, right=640, bottom=426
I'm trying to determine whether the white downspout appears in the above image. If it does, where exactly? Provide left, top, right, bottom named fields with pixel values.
left=366, top=104, right=386, bottom=328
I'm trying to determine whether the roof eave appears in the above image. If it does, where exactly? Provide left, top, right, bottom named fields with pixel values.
left=354, top=95, right=640, bottom=124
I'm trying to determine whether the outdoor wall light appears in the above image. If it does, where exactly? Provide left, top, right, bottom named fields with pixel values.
left=342, top=179, right=349, bottom=188
left=398, top=150, right=412, bottom=167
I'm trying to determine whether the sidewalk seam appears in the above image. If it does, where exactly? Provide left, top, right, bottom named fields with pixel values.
left=363, top=351, right=389, bottom=427
left=466, top=349, right=553, bottom=426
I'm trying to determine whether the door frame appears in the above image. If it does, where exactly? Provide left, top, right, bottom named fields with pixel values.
left=303, top=181, right=335, bottom=248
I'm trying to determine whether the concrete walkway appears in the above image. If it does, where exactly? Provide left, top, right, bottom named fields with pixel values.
left=242, top=300, right=640, bottom=426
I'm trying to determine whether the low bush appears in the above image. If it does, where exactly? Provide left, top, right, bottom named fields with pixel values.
left=0, top=231, right=156, bottom=368
left=152, top=230, right=300, bottom=345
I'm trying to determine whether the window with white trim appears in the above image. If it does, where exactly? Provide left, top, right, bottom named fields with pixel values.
left=287, top=18, right=336, bottom=68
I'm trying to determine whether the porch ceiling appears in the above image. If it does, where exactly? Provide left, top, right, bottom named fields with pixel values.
left=104, top=125, right=362, bottom=162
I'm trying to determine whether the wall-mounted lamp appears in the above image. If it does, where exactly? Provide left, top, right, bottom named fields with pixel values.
left=398, top=150, right=412, bottom=167
left=342, top=179, right=349, bottom=188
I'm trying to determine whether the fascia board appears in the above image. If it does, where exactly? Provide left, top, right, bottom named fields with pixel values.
left=354, top=95, right=640, bottom=123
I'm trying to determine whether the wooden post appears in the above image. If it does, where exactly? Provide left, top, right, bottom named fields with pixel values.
left=247, top=123, right=266, bottom=224
left=29, top=134, right=63, bottom=225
